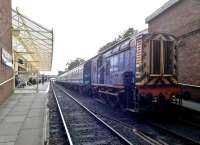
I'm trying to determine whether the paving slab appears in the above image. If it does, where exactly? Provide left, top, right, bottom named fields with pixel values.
left=12, top=106, right=31, bottom=112
left=9, top=110, right=29, bottom=116
left=28, top=108, right=44, bottom=117
left=0, top=108, right=11, bottom=120
left=23, top=117, right=44, bottom=129
left=0, top=142, right=15, bottom=145
left=3, top=115, right=26, bottom=123
left=0, top=122, right=22, bottom=136
left=0, top=82, right=49, bottom=145
left=0, top=102, right=16, bottom=109
left=15, top=129, right=42, bottom=145
left=0, top=135, right=17, bottom=143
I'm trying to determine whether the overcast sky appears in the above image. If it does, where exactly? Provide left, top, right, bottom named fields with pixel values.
left=12, top=0, right=168, bottom=75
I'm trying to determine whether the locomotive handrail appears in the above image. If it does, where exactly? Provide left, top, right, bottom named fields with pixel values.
left=98, top=90, right=119, bottom=96
left=92, top=83, right=125, bottom=89
left=149, top=74, right=175, bottom=77
left=178, top=83, right=200, bottom=88
left=0, top=76, right=14, bottom=87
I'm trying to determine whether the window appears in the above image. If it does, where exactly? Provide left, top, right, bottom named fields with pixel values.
left=112, top=46, right=119, bottom=53
left=119, top=52, right=124, bottom=71
left=120, top=40, right=130, bottom=50
left=124, top=50, right=129, bottom=70
left=109, top=55, right=119, bottom=72
left=110, top=56, right=114, bottom=72
left=104, top=50, right=111, bottom=57
left=113, top=55, right=118, bottom=72
left=129, top=48, right=136, bottom=71
left=106, top=59, right=110, bottom=75
left=130, top=39, right=136, bottom=48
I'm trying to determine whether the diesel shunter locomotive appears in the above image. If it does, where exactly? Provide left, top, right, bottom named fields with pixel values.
left=57, top=31, right=184, bottom=112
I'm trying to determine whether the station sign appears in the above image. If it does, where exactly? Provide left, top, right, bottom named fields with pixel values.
left=1, top=48, right=13, bottom=68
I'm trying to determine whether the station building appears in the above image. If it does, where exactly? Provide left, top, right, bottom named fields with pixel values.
left=0, top=0, right=53, bottom=104
left=145, top=0, right=200, bottom=100
left=0, top=0, right=13, bottom=103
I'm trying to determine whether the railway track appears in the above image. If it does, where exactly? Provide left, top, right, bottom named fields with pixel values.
left=52, top=82, right=175, bottom=145
left=51, top=82, right=134, bottom=145
left=95, top=103, right=200, bottom=145
left=90, top=107, right=200, bottom=145
left=48, top=90, right=68, bottom=145
left=147, top=121, right=200, bottom=145
left=51, top=82, right=200, bottom=145
left=178, top=118, right=200, bottom=129
left=146, top=108, right=200, bottom=145
left=94, top=113, right=169, bottom=145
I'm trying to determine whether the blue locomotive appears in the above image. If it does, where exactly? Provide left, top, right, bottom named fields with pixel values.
left=57, top=32, right=184, bottom=112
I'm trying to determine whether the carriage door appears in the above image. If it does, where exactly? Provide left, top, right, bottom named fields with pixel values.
left=97, top=56, right=104, bottom=84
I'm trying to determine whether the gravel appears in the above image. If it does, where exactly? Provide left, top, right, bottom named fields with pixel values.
left=48, top=89, right=69, bottom=145
left=57, top=83, right=189, bottom=145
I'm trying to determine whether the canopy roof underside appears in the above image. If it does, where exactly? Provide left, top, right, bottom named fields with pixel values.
left=12, top=9, right=53, bottom=72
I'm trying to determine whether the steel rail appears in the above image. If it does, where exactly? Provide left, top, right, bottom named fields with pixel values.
left=93, top=111, right=167, bottom=145
left=51, top=82, right=73, bottom=145
left=55, top=84, right=168, bottom=145
left=178, top=118, right=200, bottom=129
left=132, top=129, right=167, bottom=145
left=148, top=121, right=200, bottom=145
left=54, top=83, right=134, bottom=145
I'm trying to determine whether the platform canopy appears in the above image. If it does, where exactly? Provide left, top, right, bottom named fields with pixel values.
left=12, top=9, right=53, bottom=73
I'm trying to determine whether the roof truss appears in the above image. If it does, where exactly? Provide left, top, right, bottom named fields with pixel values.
left=12, top=9, right=54, bottom=72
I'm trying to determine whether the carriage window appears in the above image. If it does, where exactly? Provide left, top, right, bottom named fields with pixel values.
left=104, top=50, right=111, bottom=57
left=130, top=39, right=136, bottom=48
left=110, top=56, right=114, bottom=72
left=124, top=50, right=129, bottom=70
left=109, top=55, right=119, bottom=72
left=129, top=47, right=136, bottom=71
left=106, top=59, right=110, bottom=75
left=120, top=40, right=130, bottom=50
left=112, top=46, right=120, bottom=53
left=119, top=52, right=124, bottom=71
left=113, top=55, right=118, bottom=72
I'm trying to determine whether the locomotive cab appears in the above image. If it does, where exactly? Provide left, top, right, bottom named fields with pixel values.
left=134, top=33, right=182, bottom=112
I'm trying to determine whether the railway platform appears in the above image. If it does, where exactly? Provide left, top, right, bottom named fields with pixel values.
left=0, top=82, right=49, bottom=145
left=181, top=100, right=200, bottom=112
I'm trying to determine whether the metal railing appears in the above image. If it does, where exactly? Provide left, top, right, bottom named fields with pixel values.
left=0, top=77, right=14, bottom=87
left=178, top=83, right=200, bottom=88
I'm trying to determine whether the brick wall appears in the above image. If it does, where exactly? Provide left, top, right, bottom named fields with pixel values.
left=178, top=32, right=200, bottom=85
left=147, top=0, right=200, bottom=100
left=148, top=0, right=200, bottom=37
left=0, top=0, right=13, bottom=104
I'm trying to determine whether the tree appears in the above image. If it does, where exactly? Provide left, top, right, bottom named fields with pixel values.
left=66, top=58, right=85, bottom=71
left=98, top=27, right=138, bottom=53
left=122, top=28, right=138, bottom=38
